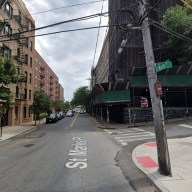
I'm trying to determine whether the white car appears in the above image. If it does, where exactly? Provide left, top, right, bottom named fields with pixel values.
left=66, top=110, right=74, bottom=117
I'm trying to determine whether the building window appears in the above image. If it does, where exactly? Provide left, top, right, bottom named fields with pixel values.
left=24, top=54, right=28, bottom=65
left=29, top=73, right=32, bottom=83
left=16, top=86, right=19, bottom=98
left=3, top=24, right=12, bottom=36
left=23, top=106, right=27, bottom=118
left=29, top=107, right=31, bottom=118
left=25, top=71, right=28, bottom=83
left=29, top=90, right=31, bottom=100
left=30, top=57, right=32, bottom=67
left=4, top=2, right=13, bottom=18
left=15, top=106, right=18, bottom=120
left=24, top=88, right=27, bottom=100
left=2, top=45, right=11, bottom=59
left=30, top=41, right=33, bottom=51
left=17, top=48, right=20, bottom=58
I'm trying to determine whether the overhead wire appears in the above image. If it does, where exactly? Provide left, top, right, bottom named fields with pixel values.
left=29, top=0, right=107, bottom=15
left=0, top=25, right=116, bottom=43
left=0, top=11, right=113, bottom=40
left=91, top=0, right=105, bottom=68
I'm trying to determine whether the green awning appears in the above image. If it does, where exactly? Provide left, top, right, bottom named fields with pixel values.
left=92, top=90, right=130, bottom=105
left=129, top=75, right=192, bottom=87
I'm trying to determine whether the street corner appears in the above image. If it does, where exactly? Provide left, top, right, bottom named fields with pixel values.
left=132, top=141, right=173, bottom=192
left=133, top=141, right=159, bottom=171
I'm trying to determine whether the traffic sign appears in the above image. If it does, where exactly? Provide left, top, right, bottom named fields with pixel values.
left=154, top=60, right=172, bottom=73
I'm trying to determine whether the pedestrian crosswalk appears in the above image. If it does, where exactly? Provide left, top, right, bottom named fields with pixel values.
left=104, top=128, right=155, bottom=146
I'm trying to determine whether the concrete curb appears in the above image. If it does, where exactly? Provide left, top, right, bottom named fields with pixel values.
left=132, top=144, right=171, bottom=192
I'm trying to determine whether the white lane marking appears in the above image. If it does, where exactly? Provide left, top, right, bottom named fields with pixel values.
left=118, top=136, right=155, bottom=142
left=130, top=128, right=146, bottom=131
left=115, top=133, right=154, bottom=139
left=121, top=142, right=127, bottom=146
left=179, top=124, right=192, bottom=129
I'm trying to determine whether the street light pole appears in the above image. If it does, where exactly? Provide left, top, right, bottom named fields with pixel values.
left=139, top=0, right=172, bottom=176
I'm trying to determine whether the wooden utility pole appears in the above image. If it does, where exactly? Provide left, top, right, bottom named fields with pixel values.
left=139, top=0, right=172, bottom=176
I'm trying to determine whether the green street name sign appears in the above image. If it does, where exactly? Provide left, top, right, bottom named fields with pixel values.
left=154, top=60, right=173, bottom=73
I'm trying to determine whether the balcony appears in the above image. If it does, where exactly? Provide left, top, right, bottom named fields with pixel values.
left=40, top=66, right=45, bottom=70
left=40, top=80, right=45, bottom=86
left=40, top=73, right=45, bottom=78
left=50, top=80, right=53, bottom=85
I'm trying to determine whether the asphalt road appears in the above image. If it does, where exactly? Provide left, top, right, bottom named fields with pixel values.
left=0, top=114, right=137, bottom=192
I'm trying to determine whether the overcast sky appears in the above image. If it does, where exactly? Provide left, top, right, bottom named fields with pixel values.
left=23, top=0, right=108, bottom=101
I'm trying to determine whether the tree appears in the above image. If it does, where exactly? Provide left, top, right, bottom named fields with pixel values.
left=32, top=91, right=51, bottom=125
left=161, top=5, right=192, bottom=65
left=63, top=101, right=71, bottom=112
left=71, top=86, right=90, bottom=108
left=52, top=100, right=64, bottom=112
left=0, top=57, right=24, bottom=135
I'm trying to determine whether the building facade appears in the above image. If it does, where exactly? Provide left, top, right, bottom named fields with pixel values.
left=0, top=0, right=64, bottom=126
left=34, top=50, right=64, bottom=102
left=0, top=0, right=35, bottom=126
left=91, top=0, right=192, bottom=123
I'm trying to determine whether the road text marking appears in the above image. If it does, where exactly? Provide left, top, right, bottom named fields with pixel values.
left=65, top=137, right=88, bottom=169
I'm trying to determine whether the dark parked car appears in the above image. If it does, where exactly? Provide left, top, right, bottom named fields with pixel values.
left=59, top=111, right=65, bottom=119
left=46, top=113, right=59, bottom=123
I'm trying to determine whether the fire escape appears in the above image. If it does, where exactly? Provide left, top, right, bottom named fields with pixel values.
left=40, top=66, right=45, bottom=92
left=49, top=75, right=54, bottom=98
left=13, top=12, right=28, bottom=102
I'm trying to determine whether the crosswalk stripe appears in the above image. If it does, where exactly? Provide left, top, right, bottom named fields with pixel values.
left=118, top=136, right=155, bottom=142
left=115, top=132, right=154, bottom=137
left=179, top=124, right=192, bottom=129
left=115, top=134, right=154, bottom=139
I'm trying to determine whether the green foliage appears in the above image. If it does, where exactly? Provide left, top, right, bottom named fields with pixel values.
left=161, top=5, right=192, bottom=65
left=63, top=101, right=71, bottom=111
left=52, top=100, right=64, bottom=112
left=32, top=91, right=52, bottom=116
left=39, top=112, right=48, bottom=119
left=0, top=57, right=21, bottom=85
left=0, top=57, right=21, bottom=118
left=71, top=86, right=90, bottom=107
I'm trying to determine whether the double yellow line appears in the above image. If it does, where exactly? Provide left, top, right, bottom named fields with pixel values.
left=69, top=113, right=79, bottom=128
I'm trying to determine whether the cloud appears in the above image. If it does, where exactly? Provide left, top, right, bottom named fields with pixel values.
left=23, top=0, right=108, bottom=101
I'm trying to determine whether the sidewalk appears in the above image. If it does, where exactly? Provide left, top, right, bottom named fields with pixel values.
left=133, top=137, right=192, bottom=192
left=0, top=119, right=46, bottom=142
left=93, top=117, right=192, bottom=192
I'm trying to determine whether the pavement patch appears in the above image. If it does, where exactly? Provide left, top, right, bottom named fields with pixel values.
left=9, top=132, right=46, bottom=140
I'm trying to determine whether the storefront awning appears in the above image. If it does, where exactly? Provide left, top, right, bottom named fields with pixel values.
left=92, top=90, right=130, bottom=105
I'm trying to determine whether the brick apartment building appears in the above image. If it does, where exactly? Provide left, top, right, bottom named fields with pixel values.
left=0, top=0, right=64, bottom=126
left=34, top=50, right=64, bottom=102
left=0, top=0, right=35, bottom=126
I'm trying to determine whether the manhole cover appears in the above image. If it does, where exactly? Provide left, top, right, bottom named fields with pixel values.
left=24, top=144, right=34, bottom=147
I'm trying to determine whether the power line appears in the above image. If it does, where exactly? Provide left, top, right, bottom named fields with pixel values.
left=0, top=11, right=111, bottom=39
left=29, top=0, right=107, bottom=16
left=92, top=0, right=105, bottom=67
left=149, top=18, right=192, bottom=44
left=0, top=25, right=115, bottom=43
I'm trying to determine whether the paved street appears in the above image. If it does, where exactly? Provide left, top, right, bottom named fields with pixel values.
left=0, top=114, right=137, bottom=192
left=1, top=114, right=192, bottom=192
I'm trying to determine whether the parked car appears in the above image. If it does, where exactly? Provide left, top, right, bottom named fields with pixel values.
left=46, top=113, right=59, bottom=123
left=80, top=110, right=86, bottom=114
left=59, top=111, right=65, bottom=119
left=66, top=110, right=74, bottom=117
